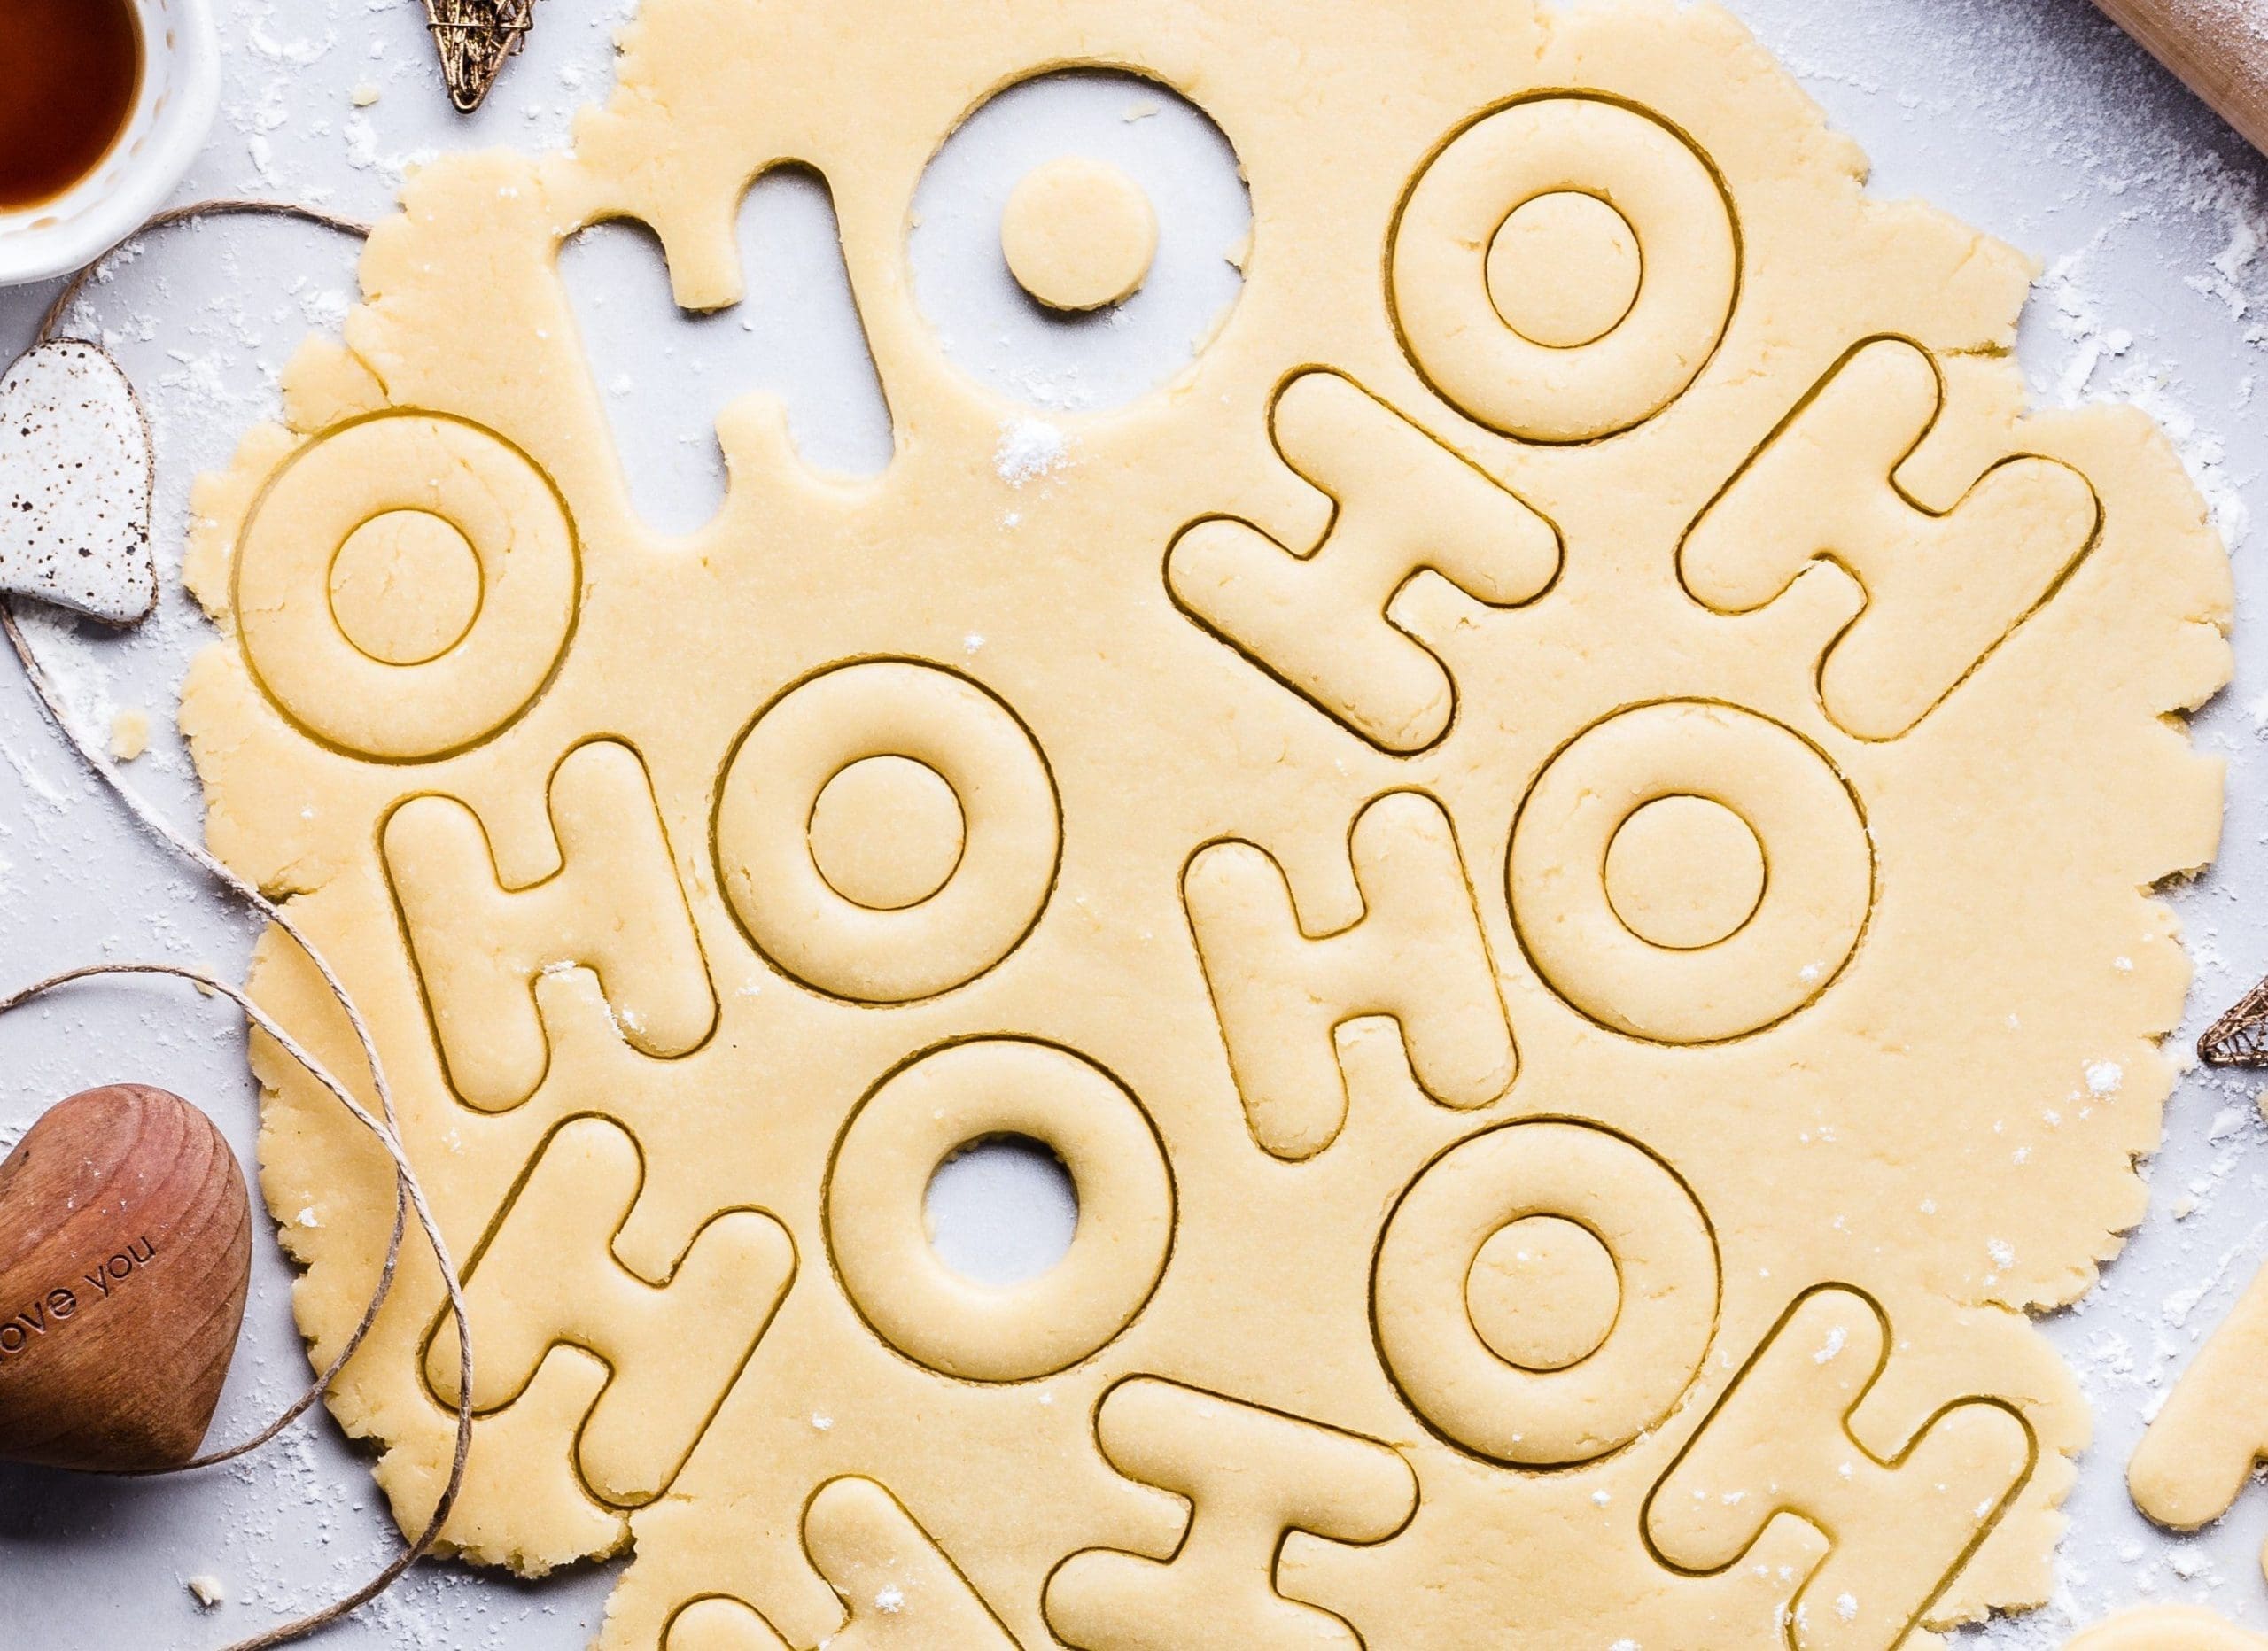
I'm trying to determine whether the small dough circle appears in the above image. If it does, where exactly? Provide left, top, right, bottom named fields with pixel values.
left=1000, top=156, right=1159, bottom=313
left=827, top=1038, right=1174, bottom=1381
left=1373, top=1119, right=1718, bottom=1465
left=1465, top=1214, right=1620, bottom=1373
left=2064, top=1608, right=2268, bottom=1650
left=327, top=509, right=484, bottom=667
left=235, top=414, right=579, bottom=761
left=1509, top=701, right=1872, bottom=1043
left=1603, top=794, right=1767, bottom=951
left=715, top=659, right=1060, bottom=1003
left=1486, top=191, right=1642, bottom=349
left=1390, top=96, right=1737, bottom=441
left=809, top=755, right=967, bottom=912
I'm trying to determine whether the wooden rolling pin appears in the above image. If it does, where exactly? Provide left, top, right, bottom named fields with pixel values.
left=2093, top=0, right=2268, bottom=157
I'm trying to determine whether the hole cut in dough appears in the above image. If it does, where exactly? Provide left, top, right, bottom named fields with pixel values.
left=560, top=167, right=891, bottom=537
left=328, top=509, right=485, bottom=667
left=924, top=1133, right=1081, bottom=1286
left=908, top=68, right=1249, bottom=409
left=1001, top=156, right=1159, bottom=313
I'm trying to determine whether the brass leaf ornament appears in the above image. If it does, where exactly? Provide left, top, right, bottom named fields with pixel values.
left=2200, top=975, right=2268, bottom=1068
left=421, top=0, right=536, bottom=113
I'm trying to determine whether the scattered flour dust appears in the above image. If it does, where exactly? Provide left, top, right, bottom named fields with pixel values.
left=2028, top=151, right=2259, bottom=559
left=994, top=416, right=1070, bottom=485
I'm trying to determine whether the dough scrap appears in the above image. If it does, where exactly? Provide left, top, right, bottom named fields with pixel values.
left=2065, top=1608, right=2268, bottom=1650
left=999, top=155, right=1157, bottom=312
left=176, top=0, right=2231, bottom=1646
left=2129, top=1249, right=2268, bottom=1581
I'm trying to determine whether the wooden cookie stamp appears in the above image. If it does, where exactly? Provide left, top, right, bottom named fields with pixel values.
left=0, top=1083, right=251, bottom=1472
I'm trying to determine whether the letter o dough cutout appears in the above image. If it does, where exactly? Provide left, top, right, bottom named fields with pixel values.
left=234, top=414, right=579, bottom=760
left=715, top=659, right=1060, bottom=1003
left=1000, top=155, right=1159, bottom=313
left=1509, top=701, right=1872, bottom=1043
left=827, top=1039, right=1174, bottom=1381
left=1372, top=1119, right=1718, bottom=1465
left=1390, top=96, right=1737, bottom=442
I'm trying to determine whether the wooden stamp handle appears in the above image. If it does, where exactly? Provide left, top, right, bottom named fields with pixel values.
left=2092, top=0, right=2268, bottom=158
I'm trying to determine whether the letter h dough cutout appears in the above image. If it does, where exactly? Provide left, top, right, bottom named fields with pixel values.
left=1045, top=1377, right=1418, bottom=1651
left=1165, top=369, right=1561, bottom=754
left=2130, top=1253, right=2268, bottom=1570
left=1645, top=1287, right=2036, bottom=1651
left=664, top=1477, right=1020, bottom=1651
left=1183, top=789, right=1514, bottom=1160
left=1680, top=337, right=2102, bottom=741
left=423, top=1114, right=796, bottom=1508
left=384, top=739, right=718, bottom=1112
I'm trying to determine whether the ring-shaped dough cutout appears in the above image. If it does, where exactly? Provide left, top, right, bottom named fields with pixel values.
left=1509, top=701, right=1871, bottom=1043
left=715, top=660, right=1060, bottom=1003
left=1390, top=96, right=1737, bottom=442
left=1373, top=1119, right=1718, bottom=1465
left=1001, top=155, right=1159, bottom=313
left=235, top=414, right=579, bottom=761
left=827, top=1038, right=1174, bottom=1381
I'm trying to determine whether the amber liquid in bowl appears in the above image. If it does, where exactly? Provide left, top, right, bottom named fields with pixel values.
left=0, top=0, right=144, bottom=212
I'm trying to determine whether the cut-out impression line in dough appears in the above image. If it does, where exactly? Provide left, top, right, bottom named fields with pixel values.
left=1167, top=369, right=1561, bottom=755
left=1645, top=1284, right=2036, bottom=1650
left=1001, top=155, right=1158, bottom=313
left=910, top=69, right=1250, bottom=410
left=664, top=1476, right=1021, bottom=1651
left=385, top=739, right=719, bottom=1112
left=1390, top=94, right=1737, bottom=443
left=714, top=658, right=1060, bottom=1004
left=1486, top=190, right=1641, bottom=349
left=1680, top=335, right=2104, bottom=741
left=1602, top=794, right=1766, bottom=951
left=421, top=1112, right=796, bottom=1508
left=327, top=508, right=484, bottom=667
left=1184, top=788, right=1514, bottom=1162
left=1045, top=1376, right=1418, bottom=1651
left=826, top=1039, right=1173, bottom=1382
left=808, top=753, right=967, bottom=911
left=234, top=412, right=579, bottom=762
left=1372, top=1118, right=1718, bottom=1467
left=1508, top=700, right=1871, bottom=1044
left=560, top=167, right=892, bottom=537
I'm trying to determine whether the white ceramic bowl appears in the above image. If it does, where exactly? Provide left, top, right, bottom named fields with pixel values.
left=0, top=0, right=221, bottom=288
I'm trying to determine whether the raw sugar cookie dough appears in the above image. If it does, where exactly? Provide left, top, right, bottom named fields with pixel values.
left=2065, top=1608, right=2268, bottom=1650
left=999, top=154, right=1158, bottom=311
left=177, top=0, right=2229, bottom=1647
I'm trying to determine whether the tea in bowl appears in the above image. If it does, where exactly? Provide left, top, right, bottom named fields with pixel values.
left=0, top=0, right=220, bottom=287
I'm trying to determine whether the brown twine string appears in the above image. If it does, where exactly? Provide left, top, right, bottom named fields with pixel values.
left=6, top=198, right=476, bottom=1651
left=36, top=199, right=374, bottom=346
